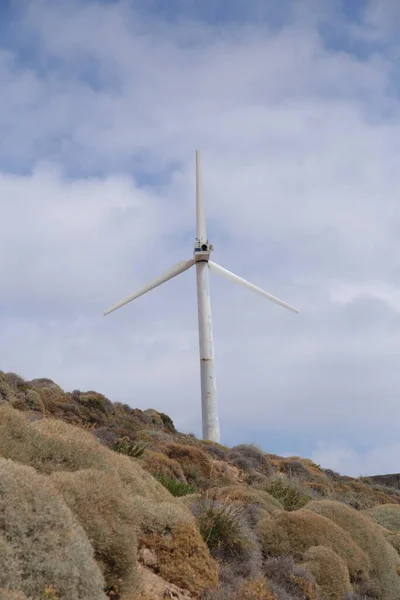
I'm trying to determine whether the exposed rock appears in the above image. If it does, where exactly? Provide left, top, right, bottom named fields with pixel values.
left=134, top=564, right=192, bottom=600
left=139, top=548, right=159, bottom=569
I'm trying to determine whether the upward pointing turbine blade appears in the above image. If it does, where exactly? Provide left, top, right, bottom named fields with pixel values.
left=104, top=259, right=195, bottom=316
left=196, top=149, right=207, bottom=242
left=208, top=261, right=299, bottom=314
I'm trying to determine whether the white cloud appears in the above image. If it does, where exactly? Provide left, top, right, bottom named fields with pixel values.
left=1, top=0, right=400, bottom=474
left=312, top=440, right=400, bottom=477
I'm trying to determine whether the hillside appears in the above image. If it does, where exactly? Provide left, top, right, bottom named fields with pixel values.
left=1, top=371, right=400, bottom=600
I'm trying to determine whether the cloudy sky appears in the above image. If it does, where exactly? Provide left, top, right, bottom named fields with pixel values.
left=1, top=0, right=400, bottom=476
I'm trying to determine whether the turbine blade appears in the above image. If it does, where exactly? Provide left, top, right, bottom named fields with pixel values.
left=196, top=149, right=207, bottom=241
left=208, top=261, right=299, bottom=314
left=104, top=259, right=195, bottom=316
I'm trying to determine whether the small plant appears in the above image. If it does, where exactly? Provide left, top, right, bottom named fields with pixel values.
left=155, top=474, right=196, bottom=497
left=195, top=497, right=253, bottom=559
left=265, top=476, right=310, bottom=511
left=42, top=585, right=60, bottom=600
left=113, top=437, right=146, bottom=458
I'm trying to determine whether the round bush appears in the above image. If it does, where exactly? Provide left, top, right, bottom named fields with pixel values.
left=302, top=545, right=352, bottom=600
left=308, top=500, right=400, bottom=600
left=0, top=458, right=106, bottom=600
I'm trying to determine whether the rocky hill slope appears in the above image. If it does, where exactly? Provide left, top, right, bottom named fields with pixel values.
left=1, top=370, right=400, bottom=600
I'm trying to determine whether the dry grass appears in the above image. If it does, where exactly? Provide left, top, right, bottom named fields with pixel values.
left=302, top=546, right=353, bottom=600
left=140, top=523, right=219, bottom=598
left=257, top=509, right=369, bottom=581
left=308, top=500, right=400, bottom=600
left=0, top=458, right=106, bottom=600
left=50, top=469, right=139, bottom=595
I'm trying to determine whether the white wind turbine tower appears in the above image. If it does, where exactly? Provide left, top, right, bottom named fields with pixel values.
left=104, top=150, right=299, bottom=443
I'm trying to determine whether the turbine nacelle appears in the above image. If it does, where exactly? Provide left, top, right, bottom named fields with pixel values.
left=194, top=239, right=214, bottom=262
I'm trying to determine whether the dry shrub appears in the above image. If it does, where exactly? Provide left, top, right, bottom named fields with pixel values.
left=264, top=557, right=320, bottom=600
left=163, top=443, right=212, bottom=479
left=0, top=407, right=172, bottom=503
left=50, top=469, right=139, bottom=595
left=364, top=504, right=400, bottom=532
left=0, top=458, right=106, bottom=600
left=332, top=480, right=393, bottom=510
left=257, top=509, right=369, bottom=581
left=214, top=485, right=282, bottom=508
left=308, top=500, right=400, bottom=600
left=106, top=451, right=172, bottom=502
left=132, top=496, right=195, bottom=536
left=142, top=450, right=185, bottom=480
left=277, top=458, right=327, bottom=482
left=4, top=372, right=25, bottom=390
left=143, top=409, right=164, bottom=428
left=0, top=373, right=14, bottom=404
left=27, top=379, right=67, bottom=411
left=202, top=577, right=277, bottom=600
left=234, top=578, right=277, bottom=600
left=178, top=492, right=202, bottom=510
left=386, top=533, right=400, bottom=554
left=24, top=389, right=46, bottom=414
left=0, top=406, right=110, bottom=473
left=208, top=459, right=243, bottom=486
left=200, top=441, right=228, bottom=460
left=141, top=523, right=219, bottom=598
left=302, top=481, right=332, bottom=498
left=228, top=444, right=272, bottom=475
left=302, top=546, right=352, bottom=600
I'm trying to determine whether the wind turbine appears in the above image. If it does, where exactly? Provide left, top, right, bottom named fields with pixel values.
left=104, top=150, right=299, bottom=443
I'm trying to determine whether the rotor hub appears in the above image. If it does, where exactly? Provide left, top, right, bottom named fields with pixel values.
left=194, top=239, right=214, bottom=262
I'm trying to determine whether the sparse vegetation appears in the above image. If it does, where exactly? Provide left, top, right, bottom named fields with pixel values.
left=1, top=371, right=400, bottom=599
left=155, top=474, right=196, bottom=496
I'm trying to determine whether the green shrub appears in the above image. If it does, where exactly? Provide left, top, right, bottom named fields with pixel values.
left=155, top=474, right=196, bottom=497
left=0, top=458, right=106, bottom=600
left=158, top=412, right=176, bottom=433
left=265, top=475, right=311, bottom=511
left=113, top=436, right=146, bottom=458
